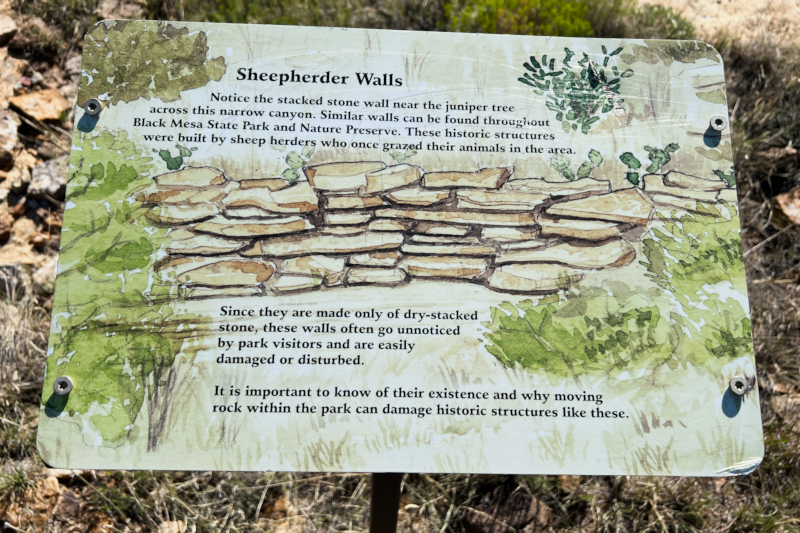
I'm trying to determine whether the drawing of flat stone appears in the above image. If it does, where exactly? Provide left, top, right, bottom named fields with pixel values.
left=362, top=164, right=422, bottom=193
left=538, top=217, right=622, bottom=240
left=546, top=188, right=653, bottom=225
left=244, top=231, right=405, bottom=257
left=177, top=259, right=275, bottom=286
left=304, top=161, right=385, bottom=191
left=456, top=189, right=547, bottom=210
left=145, top=204, right=218, bottom=224
left=166, top=229, right=248, bottom=255
left=223, top=181, right=318, bottom=213
left=347, top=267, right=406, bottom=285
left=399, top=256, right=489, bottom=278
left=423, top=167, right=512, bottom=189
left=369, top=219, right=416, bottom=232
left=413, top=222, right=470, bottom=236
left=486, top=263, right=584, bottom=293
left=224, top=207, right=285, bottom=219
left=410, top=235, right=479, bottom=244
left=402, top=243, right=495, bottom=256
left=481, top=227, right=539, bottom=242
left=651, top=194, right=710, bottom=213
left=718, top=188, right=738, bottom=203
left=320, top=225, right=368, bottom=235
left=195, top=215, right=312, bottom=237
left=180, top=285, right=263, bottom=298
left=138, top=188, right=226, bottom=205
left=153, top=166, right=226, bottom=189
left=504, top=177, right=610, bottom=198
left=157, top=255, right=246, bottom=280
left=236, top=178, right=291, bottom=191
left=385, top=187, right=450, bottom=206
left=325, top=212, right=373, bottom=225
left=376, top=208, right=536, bottom=226
left=496, top=239, right=635, bottom=269
left=497, top=240, right=549, bottom=251
left=281, top=255, right=347, bottom=276
left=663, top=171, right=727, bottom=191
left=326, top=196, right=386, bottom=209
left=267, top=275, right=322, bottom=293
left=642, top=174, right=718, bottom=202
left=348, top=251, right=401, bottom=266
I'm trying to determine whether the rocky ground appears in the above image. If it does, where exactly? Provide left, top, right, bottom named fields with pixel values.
left=0, top=0, right=75, bottom=294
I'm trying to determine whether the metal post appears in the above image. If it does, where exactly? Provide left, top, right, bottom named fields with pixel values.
left=369, top=473, right=403, bottom=533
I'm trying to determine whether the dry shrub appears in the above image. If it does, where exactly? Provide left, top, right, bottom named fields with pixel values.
left=0, top=267, right=48, bottom=396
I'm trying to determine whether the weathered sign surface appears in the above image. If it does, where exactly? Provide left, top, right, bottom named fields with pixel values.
left=37, top=21, right=763, bottom=475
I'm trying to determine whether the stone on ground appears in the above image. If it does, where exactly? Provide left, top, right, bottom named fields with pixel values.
left=9, top=89, right=70, bottom=121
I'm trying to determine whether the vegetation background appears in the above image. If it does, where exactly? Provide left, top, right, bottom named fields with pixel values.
left=2, top=0, right=800, bottom=531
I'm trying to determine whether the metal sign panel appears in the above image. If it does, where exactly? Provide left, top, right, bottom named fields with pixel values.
left=37, top=21, right=763, bottom=475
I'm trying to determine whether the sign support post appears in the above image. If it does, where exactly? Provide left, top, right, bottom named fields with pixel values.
left=369, top=473, right=403, bottom=533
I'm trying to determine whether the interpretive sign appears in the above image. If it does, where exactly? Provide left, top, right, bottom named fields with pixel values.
left=38, top=21, right=763, bottom=475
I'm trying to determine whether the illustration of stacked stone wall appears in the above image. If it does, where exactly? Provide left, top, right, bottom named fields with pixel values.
left=143, top=162, right=737, bottom=299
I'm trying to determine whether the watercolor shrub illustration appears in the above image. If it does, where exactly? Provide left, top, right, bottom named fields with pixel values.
left=714, top=166, right=736, bottom=187
left=388, top=147, right=418, bottom=164
left=483, top=203, right=751, bottom=379
left=518, top=47, right=632, bottom=134
left=78, top=21, right=226, bottom=106
left=154, top=144, right=198, bottom=170
left=619, top=143, right=679, bottom=185
left=45, top=129, right=210, bottom=446
left=550, top=148, right=603, bottom=180
left=283, top=144, right=316, bottom=183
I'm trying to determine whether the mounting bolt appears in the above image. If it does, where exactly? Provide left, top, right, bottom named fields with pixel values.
left=729, top=376, right=748, bottom=396
left=83, top=99, right=102, bottom=116
left=53, top=376, right=73, bottom=396
left=710, top=115, right=728, bottom=132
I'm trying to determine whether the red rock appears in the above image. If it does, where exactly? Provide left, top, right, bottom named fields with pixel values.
left=9, top=89, right=71, bottom=122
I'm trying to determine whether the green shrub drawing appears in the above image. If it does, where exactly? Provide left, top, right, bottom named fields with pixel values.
left=519, top=46, right=632, bottom=134
left=619, top=143, right=679, bottom=185
left=388, top=147, right=418, bottom=164
left=79, top=21, right=226, bottom=106
left=713, top=166, right=736, bottom=188
left=483, top=204, right=751, bottom=379
left=619, top=152, right=642, bottom=185
left=283, top=144, right=316, bottom=184
left=45, top=129, right=210, bottom=447
left=550, top=149, right=603, bottom=180
left=153, top=144, right=198, bottom=171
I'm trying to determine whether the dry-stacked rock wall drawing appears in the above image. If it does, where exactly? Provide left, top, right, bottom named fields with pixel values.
left=143, top=162, right=737, bottom=299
